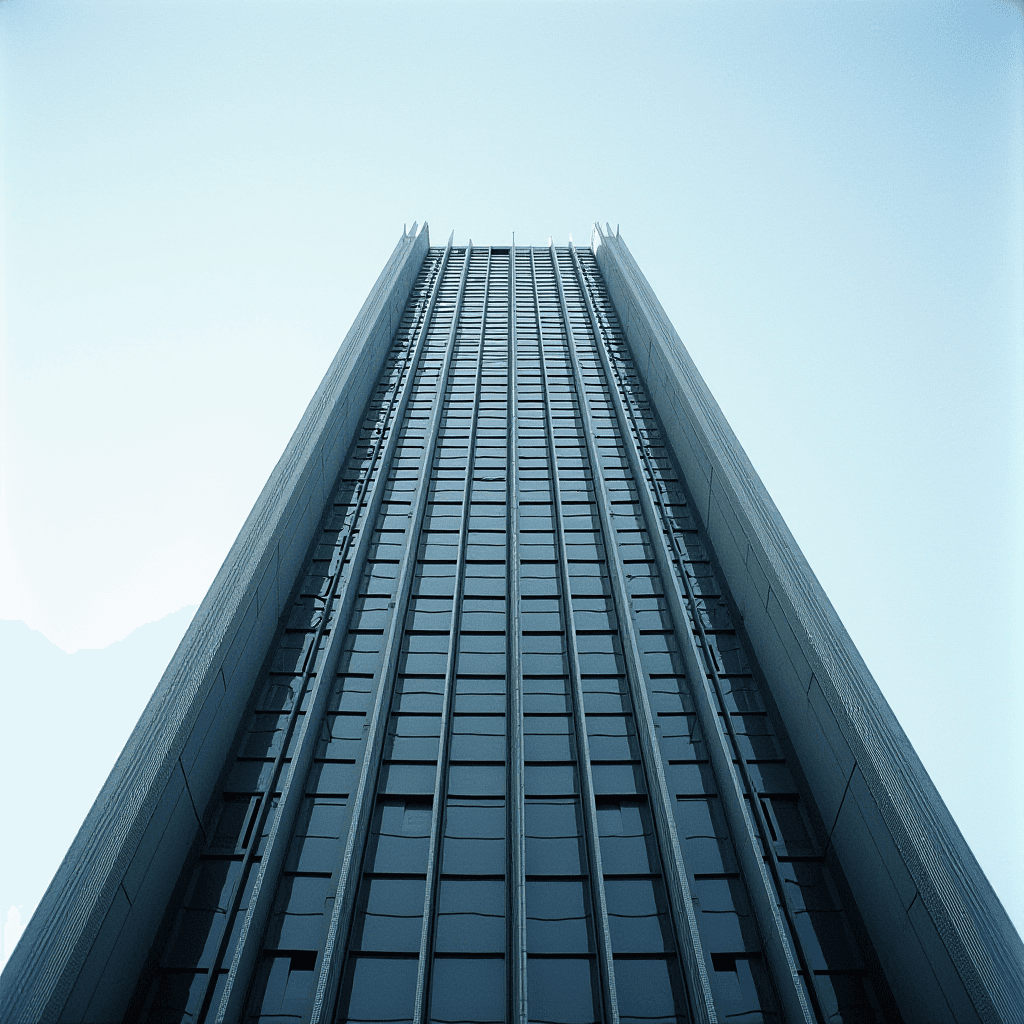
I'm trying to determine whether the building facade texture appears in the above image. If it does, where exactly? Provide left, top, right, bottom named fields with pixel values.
left=2, top=226, right=1022, bottom=1024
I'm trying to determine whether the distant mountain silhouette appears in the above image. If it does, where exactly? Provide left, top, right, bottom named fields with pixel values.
left=0, top=606, right=197, bottom=967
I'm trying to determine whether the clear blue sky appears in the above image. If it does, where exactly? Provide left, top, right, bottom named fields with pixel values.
left=1, top=0, right=1021, bottom=943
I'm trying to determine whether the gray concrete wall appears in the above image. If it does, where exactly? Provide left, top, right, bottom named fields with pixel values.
left=0, top=224, right=430, bottom=1024
left=592, top=224, right=1024, bottom=1024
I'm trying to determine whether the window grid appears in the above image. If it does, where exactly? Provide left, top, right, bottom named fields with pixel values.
left=523, top=245, right=617, bottom=1024
left=136, top=242, right=892, bottom=1024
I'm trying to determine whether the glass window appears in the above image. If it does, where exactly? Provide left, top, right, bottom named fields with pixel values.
left=778, top=863, right=863, bottom=972
left=590, top=764, right=644, bottom=797
left=731, top=714, right=780, bottom=760
left=691, top=877, right=760, bottom=953
left=571, top=598, right=615, bottom=630
left=525, top=765, right=577, bottom=797
left=285, top=796, right=347, bottom=873
left=581, top=682, right=630, bottom=715
left=460, top=599, right=507, bottom=632
left=429, top=958, right=505, bottom=1024
left=647, top=679, right=694, bottom=716
left=435, top=879, right=505, bottom=953
left=448, top=764, right=505, bottom=797
left=413, top=565, right=457, bottom=599
left=318, top=713, right=366, bottom=760
left=814, top=973, right=883, bottom=1024
left=455, top=677, right=507, bottom=714
left=521, top=633, right=567, bottom=675
left=604, top=879, right=673, bottom=954
left=673, top=797, right=735, bottom=875
left=526, top=879, right=592, bottom=953
left=525, top=798, right=585, bottom=875
left=350, top=877, right=425, bottom=952
left=442, top=798, right=506, bottom=874
left=330, top=676, right=375, bottom=714
left=337, top=956, right=418, bottom=1024
left=526, top=958, right=599, bottom=1024
left=523, top=678, right=570, bottom=715
left=368, top=799, right=432, bottom=874
left=585, top=715, right=637, bottom=761
left=387, top=715, right=442, bottom=761
left=408, top=599, right=454, bottom=631
left=451, top=715, right=506, bottom=761
left=458, top=633, right=507, bottom=675
left=612, top=958, right=688, bottom=1024
left=524, top=715, right=574, bottom=761
left=393, top=678, right=445, bottom=714
left=706, top=955, right=777, bottom=1024
left=268, top=874, right=331, bottom=950
left=596, top=800, right=655, bottom=874
left=241, top=713, right=291, bottom=759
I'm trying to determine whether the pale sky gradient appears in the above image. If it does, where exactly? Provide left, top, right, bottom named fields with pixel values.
left=2, top=0, right=1022, bottom=938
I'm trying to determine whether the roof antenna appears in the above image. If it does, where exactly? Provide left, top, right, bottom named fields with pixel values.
left=616, top=224, right=620, bottom=238
left=404, top=223, right=407, bottom=237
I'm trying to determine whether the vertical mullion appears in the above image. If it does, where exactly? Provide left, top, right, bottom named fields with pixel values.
left=508, top=241, right=528, bottom=1024
left=413, top=248, right=495, bottom=1024
left=529, top=247, right=620, bottom=1024
left=572, top=245, right=820, bottom=1024
left=210, top=245, right=450, bottom=1024
left=310, top=242, right=474, bottom=1024
left=549, top=245, right=718, bottom=1024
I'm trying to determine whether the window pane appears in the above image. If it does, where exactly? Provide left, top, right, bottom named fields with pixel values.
left=387, top=715, right=442, bottom=761
left=604, top=879, right=673, bottom=954
left=525, top=765, right=577, bottom=797
left=430, top=958, right=505, bottom=1023
left=369, top=799, right=432, bottom=873
left=443, top=798, right=506, bottom=874
left=449, top=764, right=506, bottom=797
left=526, top=880, right=592, bottom=953
left=392, top=677, right=445, bottom=714
left=707, top=955, right=777, bottom=1024
left=268, top=874, right=331, bottom=949
left=285, top=796, right=347, bottom=873
left=525, top=799, right=584, bottom=875
left=613, top=958, right=689, bottom=1024
left=247, top=953, right=317, bottom=1022
left=337, top=957, right=418, bottom=1024
left=435, top=879, right=505, bottom=952
left=524, top=716, right=574, bottom=761
left=450, top=716, right=506, bottom=761
left=596, top=800, right=655, bottom=874
left=350, top=878, right=425, bottom=952
left=526, top=958, right=599, bottom=1024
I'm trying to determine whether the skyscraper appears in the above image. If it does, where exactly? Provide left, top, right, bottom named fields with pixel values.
left=2, top=225, right=1021, bottom=1024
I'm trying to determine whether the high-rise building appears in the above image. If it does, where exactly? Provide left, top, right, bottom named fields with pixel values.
left=2, top=225, right=1021, bottom=1024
